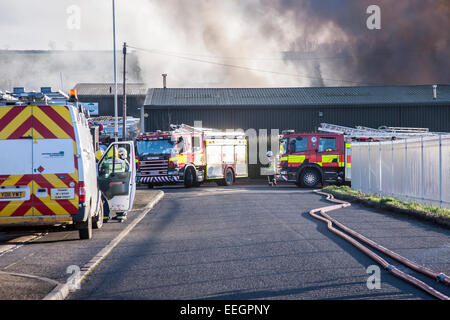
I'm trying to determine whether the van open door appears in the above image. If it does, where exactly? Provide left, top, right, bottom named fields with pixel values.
left=97, top=142, right=136, bottom=212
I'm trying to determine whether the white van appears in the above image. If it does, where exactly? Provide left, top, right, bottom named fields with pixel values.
left=0, top=88, right=136, bottom=239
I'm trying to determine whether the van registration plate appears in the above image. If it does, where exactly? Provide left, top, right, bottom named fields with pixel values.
left=0, top=191, right=25, bottom=199
left=50, top=188, right=75, bottom=200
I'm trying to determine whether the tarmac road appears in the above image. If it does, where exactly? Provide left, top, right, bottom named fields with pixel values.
left=68, top=184, right=450, bottom=300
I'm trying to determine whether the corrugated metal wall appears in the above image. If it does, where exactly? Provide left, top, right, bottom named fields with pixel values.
left=144, top=104, right=450, bottom=133
left=144, top=104, right=450, bottom=179
left=78, top=95, right=146, bottom=118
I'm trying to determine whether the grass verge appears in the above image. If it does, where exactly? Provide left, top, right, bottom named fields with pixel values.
left=322, top=185, right=450, bottom=228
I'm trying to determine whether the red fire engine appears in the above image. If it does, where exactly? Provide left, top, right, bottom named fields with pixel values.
left=278, top=131, right=351, bottom=187
left=279, top=123, right=434, bottom=187
left=136, top=124, right=248, bottom=188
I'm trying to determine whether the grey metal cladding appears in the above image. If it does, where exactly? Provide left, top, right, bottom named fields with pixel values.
left=144, top=85, right=450, bottom=108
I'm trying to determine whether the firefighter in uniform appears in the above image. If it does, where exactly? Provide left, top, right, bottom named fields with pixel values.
left=267, top=151, right=277, bottom=186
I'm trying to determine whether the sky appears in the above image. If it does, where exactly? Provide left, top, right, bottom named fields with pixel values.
left=0, top=0, right=448, bottom=90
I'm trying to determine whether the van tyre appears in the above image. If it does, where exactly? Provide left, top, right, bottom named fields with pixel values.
left=79, top=215, right=93, bottom=240
left=300, top=168, right=321, bottom=188
left=93, top=200, right=104, bottom=229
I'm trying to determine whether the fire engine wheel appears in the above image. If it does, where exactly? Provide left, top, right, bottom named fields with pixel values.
left=300, top=168, right=321, bottom=188
left=93, top=199, right=104, bottom=229
left=184, top=168, right=195, bottom=188
left=79, top=214, right=93, bottom=240
left=223, top=168, right=234, bottom=186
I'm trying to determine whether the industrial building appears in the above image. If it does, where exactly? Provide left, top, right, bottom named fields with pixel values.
left=72, top=83, right=450, bottom=135
left=142, top=85, right=450, bottom=133
left=75, top=82, right=147, bottom=118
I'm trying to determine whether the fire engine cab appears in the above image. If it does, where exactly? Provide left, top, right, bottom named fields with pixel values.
left=136, top=124, right=248, bottom=188
left=279, top=131, right=351, bottom=187
left=279, top=123, right=435, bottom=188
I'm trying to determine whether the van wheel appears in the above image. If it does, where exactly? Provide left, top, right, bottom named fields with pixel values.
left=300, top=168, right=321, bottom=188
left=79, top=215, right=93, bottom=240
left=93, top=200, right=104, bottom=229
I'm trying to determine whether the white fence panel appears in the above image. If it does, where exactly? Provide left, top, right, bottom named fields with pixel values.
left=442, top=137, right=450, bottom=206
left=351, top=135, right=450, bottom=209
left=422, top=137, right=441, bottom=207
left=405, top=138, right=422, bottom=200
left=369, top=143, right=381, bottom=194
left=380, top=141, right=393, bottom=195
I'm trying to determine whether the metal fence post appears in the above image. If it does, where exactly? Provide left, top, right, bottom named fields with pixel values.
left=439, top=135, right=442, bottom=208
left=421, top=136, right=424, bottom=202
left=368, top=143, right=371, bottom=193
left=391, top=140, right=394, bottom=197
left=379, top=141, right=382, bottom=195
left=404, top=139, right=408, bottom=197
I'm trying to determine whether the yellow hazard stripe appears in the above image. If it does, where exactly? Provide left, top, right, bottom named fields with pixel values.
left=33, top=107, right=72, bottom=140
left=0, top=107, right=32, bottom=140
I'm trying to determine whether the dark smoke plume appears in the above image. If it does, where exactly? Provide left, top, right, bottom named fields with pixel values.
left=261, top=0, right=450, bottom=85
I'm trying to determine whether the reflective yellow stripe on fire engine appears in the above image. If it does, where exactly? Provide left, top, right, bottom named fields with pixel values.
left=170, top=154, right=187, bottom=164
left=288, top=155, right=306, bottom=163
left=321, top=155, right=345, bottom=167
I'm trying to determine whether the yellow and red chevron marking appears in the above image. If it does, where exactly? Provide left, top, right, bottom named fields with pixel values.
left=0, top=174, right=33, bottom=218
left=0, top=105, right=75, bottom=140
left=33, top=174, right=79, bottom=216
left=0, top=173, right=79, bottom=218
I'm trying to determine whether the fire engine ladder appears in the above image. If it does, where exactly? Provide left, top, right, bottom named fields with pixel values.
left=170, top=124, right=245, bottom=138
left=318, top=123, right=436, bottom=140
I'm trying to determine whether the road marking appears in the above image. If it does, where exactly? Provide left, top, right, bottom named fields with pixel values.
left=0, top=233, right=45, bottom=257
left=43, top=191, right=165, bottom=300
left=3, top=252, right=35, bottom=270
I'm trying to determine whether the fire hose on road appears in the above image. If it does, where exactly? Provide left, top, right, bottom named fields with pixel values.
left=309, top=190, right=450, bottom=300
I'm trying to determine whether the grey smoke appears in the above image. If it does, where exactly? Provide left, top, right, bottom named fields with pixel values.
left=0, top=0, right=448, bottom=90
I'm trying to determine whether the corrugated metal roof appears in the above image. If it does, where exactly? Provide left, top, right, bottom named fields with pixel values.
left=144, top=85, right=450, bottom=108
left=74, top=83, right=147, bottom=96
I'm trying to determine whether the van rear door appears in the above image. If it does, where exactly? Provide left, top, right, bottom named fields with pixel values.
left=0, top=106, right=34, bottom=221
left=31, top=105, right=79, bottom=218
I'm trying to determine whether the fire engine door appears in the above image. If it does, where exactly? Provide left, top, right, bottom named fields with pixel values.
left=205, top=141, right=224, bottom=179
left=98, top=141, right=136, bottom=212
left=235, top=143, right=248, bottom=177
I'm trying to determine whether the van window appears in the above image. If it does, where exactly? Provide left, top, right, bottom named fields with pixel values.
left=318, top=137, right=336, bottom=153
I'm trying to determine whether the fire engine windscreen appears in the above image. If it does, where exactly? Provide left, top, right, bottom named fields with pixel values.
left=137, top=139, right=176, bottom=155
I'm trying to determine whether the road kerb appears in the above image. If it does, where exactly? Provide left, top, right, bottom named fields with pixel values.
left=43, top=190, right=164, bottom=300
